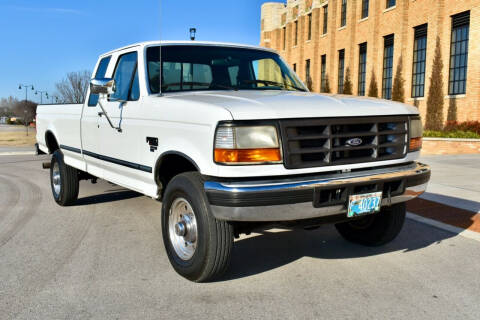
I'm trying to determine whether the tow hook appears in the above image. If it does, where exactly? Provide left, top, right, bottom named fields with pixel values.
left=42, top=162, right=51, bottom=169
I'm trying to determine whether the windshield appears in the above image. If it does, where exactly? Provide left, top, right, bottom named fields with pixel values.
left=146, top=45, right=306, bottom=93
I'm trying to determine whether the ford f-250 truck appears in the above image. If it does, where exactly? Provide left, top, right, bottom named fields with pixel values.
left=36, top=41, right=430, bottom=282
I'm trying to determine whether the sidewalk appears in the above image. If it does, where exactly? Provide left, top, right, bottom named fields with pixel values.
left=407, top=154, right=480, bottom=237
left=0, top=146, right=35, bottom=156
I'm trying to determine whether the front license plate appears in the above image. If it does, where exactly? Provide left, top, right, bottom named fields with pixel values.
left=347, top=192, right=383, bottom=218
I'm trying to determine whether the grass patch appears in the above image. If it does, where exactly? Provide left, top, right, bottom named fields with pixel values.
left=0, top=131, right=37, bottom=146
left=424, top=130, right=480, bottom=139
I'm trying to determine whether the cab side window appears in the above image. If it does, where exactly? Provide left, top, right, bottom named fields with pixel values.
left=88, top=56, right=111, bottom=107
left=110, top=52, right=139, bottom=101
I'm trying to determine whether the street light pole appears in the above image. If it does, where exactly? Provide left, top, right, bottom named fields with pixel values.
left=50, top=95, right=59, bottom=104
left=35, top=90, right=48, bottom=104
left=190, top=28, right=197, bottom=41
left=18, top=84, right=34, bottom=136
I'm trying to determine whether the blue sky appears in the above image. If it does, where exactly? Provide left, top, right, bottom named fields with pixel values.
left=0, top=0, right=284, bottom=103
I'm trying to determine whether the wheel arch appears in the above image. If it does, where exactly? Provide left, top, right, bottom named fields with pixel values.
left=45, top=130, right=60, bottom=154
left=154, top=151, right=201, bottom=196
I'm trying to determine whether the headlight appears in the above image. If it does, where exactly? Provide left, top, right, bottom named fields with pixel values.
left=409, top=117, right=423, bottom=152
left=214, top=125, right=282, bottom=164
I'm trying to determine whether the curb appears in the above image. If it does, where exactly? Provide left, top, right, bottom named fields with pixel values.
left=0, top=151, right=36, bottom=156
left=407, top=212, right=480, bottom=242
left=423, top=137, right=480, bottom=142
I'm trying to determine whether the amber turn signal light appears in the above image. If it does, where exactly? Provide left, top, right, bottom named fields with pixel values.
left=215, top=148, right=282, bottom=164
left=409, top=137, right=422, bottom=152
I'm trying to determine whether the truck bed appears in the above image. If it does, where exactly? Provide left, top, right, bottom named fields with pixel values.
left=36, top=103, right=83, bottom=157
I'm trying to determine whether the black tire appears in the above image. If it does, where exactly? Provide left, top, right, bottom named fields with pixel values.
left=335, top=202, right=406, bottom=246
left=161, top=172, right=233, bottom=282
left=50, top=150, right=79, bottom=206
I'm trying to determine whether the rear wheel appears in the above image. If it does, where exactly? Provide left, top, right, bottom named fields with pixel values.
left=161, top=172, right=233, bottom=282
left=50, top=150, right=79, bottom=206
left=335, top=203, right=406, bottom=246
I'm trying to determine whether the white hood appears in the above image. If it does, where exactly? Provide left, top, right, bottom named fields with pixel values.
left=165, top=90, right=419, bottom=120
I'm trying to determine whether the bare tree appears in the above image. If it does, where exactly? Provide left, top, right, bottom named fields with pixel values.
left=13, top=100, right=37, bottom=124
left=0, top=96, right=19, bottom=110
left=55, top=70, right=90, bottom=104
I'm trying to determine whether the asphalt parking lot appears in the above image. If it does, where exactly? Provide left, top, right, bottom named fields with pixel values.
left=1, top=153, right=479, bottom=319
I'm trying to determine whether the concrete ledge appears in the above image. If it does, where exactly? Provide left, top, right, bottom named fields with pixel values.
left=423, top=137, right=480, bottom=142
left=422, top=138, right=480, bottom=155
left=407, top=213, right=480, bottom=242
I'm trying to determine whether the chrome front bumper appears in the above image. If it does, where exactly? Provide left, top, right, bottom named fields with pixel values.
left=204, top=162, right=430, bottom=222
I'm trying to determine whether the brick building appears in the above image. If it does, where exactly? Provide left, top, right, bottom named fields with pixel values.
left=260, top=0, right=480, bottom=123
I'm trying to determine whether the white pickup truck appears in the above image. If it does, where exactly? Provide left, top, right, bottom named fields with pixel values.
left=36, top=41, right=430, bottom=282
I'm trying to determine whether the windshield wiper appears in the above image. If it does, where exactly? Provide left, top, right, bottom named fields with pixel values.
left=210, top=83, right=239, bottom=91
left=162, top=82, right=238, bottom=91
left=241, top=80, right=307, bottom=92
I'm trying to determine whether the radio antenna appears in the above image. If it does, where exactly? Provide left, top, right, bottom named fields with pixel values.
left=158, top=0, right=163, bottom=96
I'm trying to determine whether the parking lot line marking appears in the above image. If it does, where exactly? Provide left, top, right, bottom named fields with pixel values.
left=0, top=151, right=36, bottom=156
left=407, top=212, right=480, bottom=242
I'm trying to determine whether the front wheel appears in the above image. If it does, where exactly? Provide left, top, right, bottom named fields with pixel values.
left=335, top=202, right=406, bottom=246
left=161, top=172, right=233, bottom=282
left=50, top=150, right=79, bottom=206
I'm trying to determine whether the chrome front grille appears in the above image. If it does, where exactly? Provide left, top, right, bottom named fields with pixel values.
left=279, top=116, right=409, bottom=169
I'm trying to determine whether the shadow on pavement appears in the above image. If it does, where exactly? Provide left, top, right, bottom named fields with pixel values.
left=76, top=190, right=142, bottom=206
left=220, top=215, right=471, bottom=281
left=407, top=195, right=479, bottom=232
left=420, top=192, right=480, bottom=213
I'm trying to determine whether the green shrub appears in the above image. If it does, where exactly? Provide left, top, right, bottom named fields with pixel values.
left=392, top=56, right=405, bottom=102
left=425, top=37, right=444, bottom=131
left=367, top=70, right=379, bottom=98
left=423, top=130, right=480, bottom=139
left=343, top=68, right=353, bottom=95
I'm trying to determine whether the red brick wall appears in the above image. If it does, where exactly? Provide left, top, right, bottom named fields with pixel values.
left=422, top=138, right=480, bottom=155
left=261, top=0, right=480, bottom=121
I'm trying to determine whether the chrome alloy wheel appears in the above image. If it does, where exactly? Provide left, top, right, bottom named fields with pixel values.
left=169, top=197, right=198, bottom=261
left=52, top=162, right=61, bottom=196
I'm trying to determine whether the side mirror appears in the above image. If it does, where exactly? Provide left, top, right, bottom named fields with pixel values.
left=90, top=78, right=116, bottom=95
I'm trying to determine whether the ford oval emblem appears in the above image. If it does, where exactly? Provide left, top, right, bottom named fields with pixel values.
left=346, top=138, right=363, bottom=146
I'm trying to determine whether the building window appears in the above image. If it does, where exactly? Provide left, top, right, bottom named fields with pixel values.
left=338, top=49, right=345, bottom=93
left=293, top=63, right=297, bottom=72
left=282, top=27, right=286, bottom=50
left=362, top=0, right=369, bottom=19
left=382, top=35, right=394, bottom=99
left=449, top=11, right=470, bottom=95
left=322, top=5, right=328, bottom=34
left=358, top=43, right=367, bottom=96
left=307, top=14, right=312, bottom=41
left=321, top=55, right=327, bottom=92
left=340, top=0, right=347, bottom=27
left=412, top=24, right=428, bottom=98
left=386, top=0, right=396, bottom=8
left=323, top=5, right=328, bottom=34
left=294, top=21, right=298, bottom=46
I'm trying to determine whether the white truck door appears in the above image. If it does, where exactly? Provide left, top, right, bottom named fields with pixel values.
left=97, top=50, right=150, bottom=193
left=81, top=56, right=112, bottom=179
